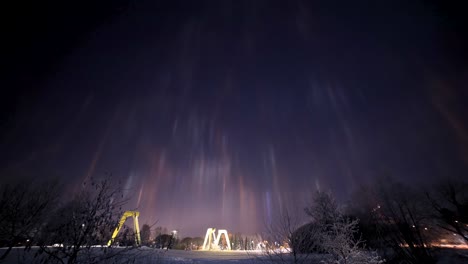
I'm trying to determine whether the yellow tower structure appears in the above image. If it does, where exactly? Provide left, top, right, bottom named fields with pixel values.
left=107, top=211, right=141, bottom=246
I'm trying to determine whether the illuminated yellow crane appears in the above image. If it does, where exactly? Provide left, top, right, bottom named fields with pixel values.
left=107, top=211, right=141, bottom=246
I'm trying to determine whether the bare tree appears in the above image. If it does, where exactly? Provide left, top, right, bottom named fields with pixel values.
left=140, top=224, right=151, bottom=246
left=425, top=178, right=468, bottom=243
left=35, top=177, right=130, bottom=264
left=305, top=190, right=340, bottom=225
left=154, top=234, right=173, bottom=250
left=368, top=177, right=436, bottom=264
left=263, top=207, right=312, bottom=264
left=0, top=179, right=60, bottom=260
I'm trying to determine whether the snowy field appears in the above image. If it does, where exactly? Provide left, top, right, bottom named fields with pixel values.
left=1, top=247, right=264, bottom=264
left=1, top=247, right=468, bottom=263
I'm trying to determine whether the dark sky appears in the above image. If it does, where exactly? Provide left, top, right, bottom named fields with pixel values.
left=2, top=0, right=468, bottom=237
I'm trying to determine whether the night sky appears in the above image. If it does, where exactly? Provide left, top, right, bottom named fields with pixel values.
left=2, top=0, right=468, bottom=237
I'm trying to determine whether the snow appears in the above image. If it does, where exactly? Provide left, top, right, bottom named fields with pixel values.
left=0, top=247, right=263, bottom=264
left=1, top=247, right=467, bottom=263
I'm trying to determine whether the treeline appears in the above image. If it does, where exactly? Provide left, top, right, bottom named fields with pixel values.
left=347, top=176, right=467, bottom=263
left=0, top=178, right=136, bottom=263
left=265, top=176, right=467, bottom=264
left=0, top=176, right=466, bottom=263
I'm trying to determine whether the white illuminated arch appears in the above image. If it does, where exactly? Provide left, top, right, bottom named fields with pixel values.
left=202, top=228, right=231, bottom=250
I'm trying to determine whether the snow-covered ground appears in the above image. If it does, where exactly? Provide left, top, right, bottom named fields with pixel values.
left=0, top=247, right=263, bottom=264
left=158, top=249, right=264, bottom=263
left=1, top=247, right=467, bottom=263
